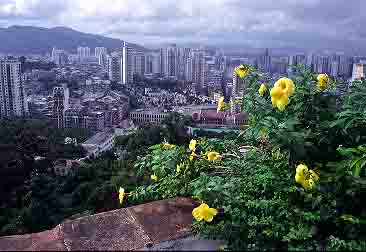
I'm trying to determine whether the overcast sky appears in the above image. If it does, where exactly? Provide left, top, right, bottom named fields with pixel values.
left=0, top=0, right=365, bottom=51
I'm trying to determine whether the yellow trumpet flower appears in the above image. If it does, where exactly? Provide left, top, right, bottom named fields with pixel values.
left=317, top=73, right=329, bottom=91
left=192, top=203, right=218, bottom=222
left=151, top=174, right=158, bottom=182
left=258, top=83, right=268, bottom=96
left=235, top=64, right=250, bottom=79
left=119, top=187, right=125, bottom=205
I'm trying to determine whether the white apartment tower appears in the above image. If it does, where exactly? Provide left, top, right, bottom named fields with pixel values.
left=107, top=51, right=123, bottom=83
left=132, top=51, right=145, bottom=78
left=161, top=45, right=179, bottom=78
left=77, top=46, right=91, bottom=62
left=0, top=59, right=28, bottom=118
left=95, top=47, right=107, bottom=57
left=122, top=42, right=135, bottom=84
left=51, top=84, right=69, bottom=128
left=186, top=49, right=207, bottom=94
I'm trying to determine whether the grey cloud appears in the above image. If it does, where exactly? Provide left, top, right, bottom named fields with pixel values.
left=0, top=0, right=365, bottom=51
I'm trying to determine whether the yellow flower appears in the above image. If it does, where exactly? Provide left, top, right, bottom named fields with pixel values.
left=270, top=78, right=295, bottom=111
left=317, top=73, right=329, bottom=91
left=340, top=214, right=354, bottom=222
left=235, top=64, right=250, bottom=79
left=189, top=152, right=198, bottom=161
left=303, top=178, right=315, bottom=190
left=206, top=151, right=222, bottom=161
left=295, top=164, right=319, bottom=191
left=151, top=174, right=158, bottom=182
left=162, top=143, right=176, bottom=150
left=258, top=83, right=268, bottom=96
left=189, top=139, right=197, bottom=151
left=295, top=164, right=309, bottom=185
left=119, top=187, right=125, bottom=205
left=274, top=77, right=295, bottom=96
left=176, top=163, right=184, bottom=173
left=217, top=97, right=225, bottom=112
left=192, top=203, right=218, bottom=222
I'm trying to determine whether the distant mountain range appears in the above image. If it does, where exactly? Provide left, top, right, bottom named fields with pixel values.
left=0, top=25, right=146, bottom=55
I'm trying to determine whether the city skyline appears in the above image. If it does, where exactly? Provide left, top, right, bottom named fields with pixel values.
left=0, top=0, right=365, bottom=52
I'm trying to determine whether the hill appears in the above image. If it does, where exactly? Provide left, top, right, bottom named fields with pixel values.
left=0, top=25, right=146, bottom=55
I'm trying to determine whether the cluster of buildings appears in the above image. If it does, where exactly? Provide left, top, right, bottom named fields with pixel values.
left=49, top=43, right=366, bottom=98
left=46, top=84, right=130, bottom=133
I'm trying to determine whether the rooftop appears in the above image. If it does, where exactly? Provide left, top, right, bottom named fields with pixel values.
left=0, top=198, right=202, bottom=251
left=82, top=129, right=115, bottom=146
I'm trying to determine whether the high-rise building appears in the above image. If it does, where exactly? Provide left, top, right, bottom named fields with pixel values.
left=289, top=54, right=306, bottom=66
left=95, top=47, right=108, bottom=69
left=95, top=47, right=107, bottom=57
left=287, top=54, right=306, bottom=75
left=186, top=49, right=207, bottom=94
left=107, top=52, right=123, bottom=83
left=306, top=53, right=314, bottom=68
left=338, top=55, right=352, bottom=77
left=313, top=55, right=330, bottom=74
left=330, top=61, right=339, bottom=77
left=177, top=48, right=191, bottom=80
left=99, top=53, right=108, bottom=70
left=207, top=70, right=224, bottom=88
left=132, top=51, right=145, bottom=78
left=145, top=52, right=161, bottom=75
left=256, top=48, right=271, bottom=73
left=51, top=49, right=68, bottom=66
left=271, top=57, right=288, bottom=74
left=50, top=84, right=69, bottom=128
left=77, top=46, right=91, bottom=62
left=0, top=59, right=28, bottom=118
left=161, top=45, right=179, bottom=78
left=122, top=42, right=135, bottom=84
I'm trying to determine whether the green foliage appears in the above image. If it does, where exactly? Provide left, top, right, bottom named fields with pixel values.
left=126, top=65, right=366, bottom=250
left=338, top=145, right=366, bottom=177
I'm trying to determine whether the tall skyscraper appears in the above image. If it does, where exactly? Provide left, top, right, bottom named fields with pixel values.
left=77, top=46, right=91, bottom=62
left=145, top=52, right=161, bottom=75
left=161, top=45, right=179, bottom=78
left=287, top=54, right=306, bottom=75
left=177, top=48, right=191, bottom=80
left=107, top=51, right=123, bottom=83
left=257, top=48, right=271, bottom=73
left=132, top=51, right=145, bottom=78
left=122, top=42, right=135, bottom=84
left=51, top=49, right=68, bottom=65
left=186, top=49, right=207, bottom=94
left=338, top=55, right=352, bottom=77
left=271, top=57, right=288, bottom=74
left=50, top=84, right=69, bottom=128
left=95, top=47, right=107, bottom=57
left=0, top=59, right=28, bottom=118
left=330, top=61, right=339, bottom=77
left=313, top=55, right=330, bottom=74
left=95, top=47, right=108, bottom=69
left=99, top=53, right=108, bottom=70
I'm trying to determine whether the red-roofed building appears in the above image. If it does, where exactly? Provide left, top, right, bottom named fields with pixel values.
left=192, top=110, right=248, bottom=127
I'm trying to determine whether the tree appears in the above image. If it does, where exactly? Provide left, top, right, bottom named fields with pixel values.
left=161, top=112, right=192, bottom=145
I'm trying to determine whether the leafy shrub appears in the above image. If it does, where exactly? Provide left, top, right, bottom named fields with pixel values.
left=122, top=65, right=366, bottom=250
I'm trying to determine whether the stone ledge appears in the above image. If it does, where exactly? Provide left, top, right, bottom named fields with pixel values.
left=0, top=197, right=197, bottom=251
